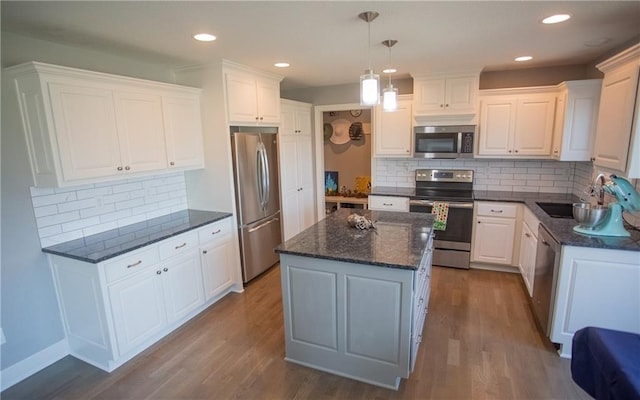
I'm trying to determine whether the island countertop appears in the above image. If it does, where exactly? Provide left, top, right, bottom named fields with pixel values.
left=275, top=209, right=434, bottom=270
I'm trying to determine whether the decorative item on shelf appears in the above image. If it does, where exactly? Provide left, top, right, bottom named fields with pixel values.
left=347, top=213, right=377, bottom=230
left=330, top=118, right=351, bottom=144
left=382, top=39, right=398, bottom=112
left=355, top=176, right=371, bottom=194
left=325, top=171, right=339, bottom=195
left=349, top=122, right=364, bottom=140
left=350, top=109, right=363, bottom=117
left=358, top=11, right=380, bottom=106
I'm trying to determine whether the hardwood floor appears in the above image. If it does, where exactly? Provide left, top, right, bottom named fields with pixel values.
left=2, top=265, right=591, bottom=400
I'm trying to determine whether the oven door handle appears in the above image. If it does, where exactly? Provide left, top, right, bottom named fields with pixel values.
left=409, top=200, right=474, bottom=209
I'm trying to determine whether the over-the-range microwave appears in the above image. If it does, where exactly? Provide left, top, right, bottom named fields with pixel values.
left=413, top=125, right=475, bottom=159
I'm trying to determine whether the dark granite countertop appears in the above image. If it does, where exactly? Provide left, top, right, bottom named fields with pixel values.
left=275, top=209, right=434, bottom=270
left=43, top=209, right=232, bottom=263
left=474, top=191, right=640, bottom=252
left=370, top=186, right=416, bottom=198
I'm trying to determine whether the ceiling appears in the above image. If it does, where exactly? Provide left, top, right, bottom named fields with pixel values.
left=2, top=1, right=639, bottom=91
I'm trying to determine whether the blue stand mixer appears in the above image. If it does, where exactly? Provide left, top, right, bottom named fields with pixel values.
left=573, top=174, right=640, bottom=237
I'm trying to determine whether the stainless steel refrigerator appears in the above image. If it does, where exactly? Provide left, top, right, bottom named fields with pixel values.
left=230, top=126, right=282, bottom=282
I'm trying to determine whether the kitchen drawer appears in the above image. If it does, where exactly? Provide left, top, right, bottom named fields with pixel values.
left=368, top=195, right=410, bottom=212
left=104, top=247, right=160, bottom=284
left=158, top=231, right=198, bottom=260
left=476, top=202, right=518, bottom=218
left=198, top=218, right=232, bottom=244
left=523, top=206, right=540, bottom=236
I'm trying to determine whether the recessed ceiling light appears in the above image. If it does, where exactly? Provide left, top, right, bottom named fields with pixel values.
left=274, top=62, right=290, bottom=68
left=383, top=68, right=397, bottom=74
left=515, top=56, right=533, bottom=62
left=193, top=33, right=216, bottom=42
left=542, top=14, right=571, bottom=24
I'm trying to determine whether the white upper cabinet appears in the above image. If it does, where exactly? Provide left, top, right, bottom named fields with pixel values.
left=374, top=96, right=413, bottom=157
left=162, top=95, right=205, bottom=170
left=478, top=87, right=556, bottom=157
left=7, top=61, right=205, bottom=187
left=592, top=44, right=640, bottom=174
left=412, top=73, right=479, bottom=123
left=224, top=62, right=282, bottom=125
left=552, top=80, right=602, bottom=161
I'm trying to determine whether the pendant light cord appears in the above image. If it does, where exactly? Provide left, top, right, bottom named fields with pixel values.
left=367, top=21, right=372, bottom=71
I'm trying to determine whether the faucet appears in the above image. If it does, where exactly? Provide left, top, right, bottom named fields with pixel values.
left=592, top=173, right=606, bottom=205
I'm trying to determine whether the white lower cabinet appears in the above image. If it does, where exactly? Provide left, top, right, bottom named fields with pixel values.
left=517, top=207, right=539, bottom=296
left=368, top=195, right=410, bottom=212
left=550, top=246, right=640, bottom=358
left=199, top=218, right=235, bottom=301
left=472, top=202, right=521, bottom=266
left=50, top=217, right=236, bottom=372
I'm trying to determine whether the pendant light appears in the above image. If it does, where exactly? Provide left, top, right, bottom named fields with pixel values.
left=358, top=11, right=380, bottom=106
left=382, top=39, right=398, bottom=112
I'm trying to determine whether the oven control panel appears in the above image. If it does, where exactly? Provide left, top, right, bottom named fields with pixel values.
left=415, top=169, right=473, bottom=183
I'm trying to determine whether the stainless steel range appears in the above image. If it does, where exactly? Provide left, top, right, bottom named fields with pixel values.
left=409, top=169, right=474, bottom=269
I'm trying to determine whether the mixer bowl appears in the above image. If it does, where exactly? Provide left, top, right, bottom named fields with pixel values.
left=573, top=203, right=609, bottom=229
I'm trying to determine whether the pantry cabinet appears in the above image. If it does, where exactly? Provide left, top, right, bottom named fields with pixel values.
left=374, top=96, right=413, bottom=157
left=592, top=44, right=640, bottom=174
left=412, top=74, right=478, bottom=117
left=280, top=100, right=315, bottom=241
left=472, top=202, right=521, bottom=266
left=49, top=217, right=235, bottom=372
left=6, top=61, right=204, bottom=187
left=552, top=80, right=602, bottom=161
left=224, top=64, right=282, bottom=125
left=478, top=88, right=556, bottom=157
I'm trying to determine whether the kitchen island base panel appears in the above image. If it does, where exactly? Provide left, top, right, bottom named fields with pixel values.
left=280, top=253, right=421, bottom=390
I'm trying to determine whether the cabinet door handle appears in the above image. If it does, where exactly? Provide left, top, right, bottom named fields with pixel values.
left=477, top=221, right=481, bottom=224
left=525, top=233, right=531, bottom=238
left=117, top=166, right=123, bottom=171
left=175, top=242, right=187, bottom=249
left=156, top=270, right=162, bottom=275
left=170, top=161, right=175, bottom=166
left=255, top=116, right=259, bottom=121
left=124, top=166, right=131, bottom=171
left=440, top=104, right=444, bottom=108
left=211, top=229, right=221, bottom=235
left=445, top=104, right=449, bottom=107
left=514, top=150, right=519, bottom=153
left=202, top=250, right=208, bottom=254
left=127, top=260, right=143, bottom=268
left=163, top=267, right=169, bottom=272
left=490, top=209, right=503, bottom=213
left=259, top=117, right=264, bottom=121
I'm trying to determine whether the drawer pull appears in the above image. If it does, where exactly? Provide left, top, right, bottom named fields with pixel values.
left=383, top=203, right=393, bottom=206
left=490, top=209, right=503, bottom=213
left=419, top=297, right=424, bottom=304
left=127, top=260, right=143, bottom=268
left=211, top=229, right=221, bottom=235
left=202, top=250, right=208, bottom=254
left=163, top=267, right=169, bottom=272
left=175, top=242, right=187, bottom=249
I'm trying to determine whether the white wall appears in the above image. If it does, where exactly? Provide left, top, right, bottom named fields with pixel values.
left=0, top=31, right=180, bottom=381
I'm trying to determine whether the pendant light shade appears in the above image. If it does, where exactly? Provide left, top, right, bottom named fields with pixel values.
left=358, top=11, right=380, bottom=106
left=360, top=69, right=380, bottom=106
left=382, top=39, right=398, bottom=112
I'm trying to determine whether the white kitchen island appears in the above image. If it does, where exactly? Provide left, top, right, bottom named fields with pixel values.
left=276, top=209, right=434, bottom=390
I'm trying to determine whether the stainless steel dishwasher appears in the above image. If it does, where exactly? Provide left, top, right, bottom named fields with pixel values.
left=532, top=225, right=561, bottom=337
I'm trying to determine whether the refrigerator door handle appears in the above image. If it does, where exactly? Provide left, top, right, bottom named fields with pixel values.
left=248, top=216, right=280, bottom=233
left=256, top=144, right=265, bottom=210
left=262, top=144, right=270, bottom=211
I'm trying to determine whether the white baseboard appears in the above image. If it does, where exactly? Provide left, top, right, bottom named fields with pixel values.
left=0, top=339, right=69, bottom=392
left=470, top=262, right=520, bottom=273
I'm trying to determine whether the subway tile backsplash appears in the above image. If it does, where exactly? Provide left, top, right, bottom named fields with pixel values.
left=374, top=158, right=582, bottom=194
left=30, top=172, right=188, bottom=247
